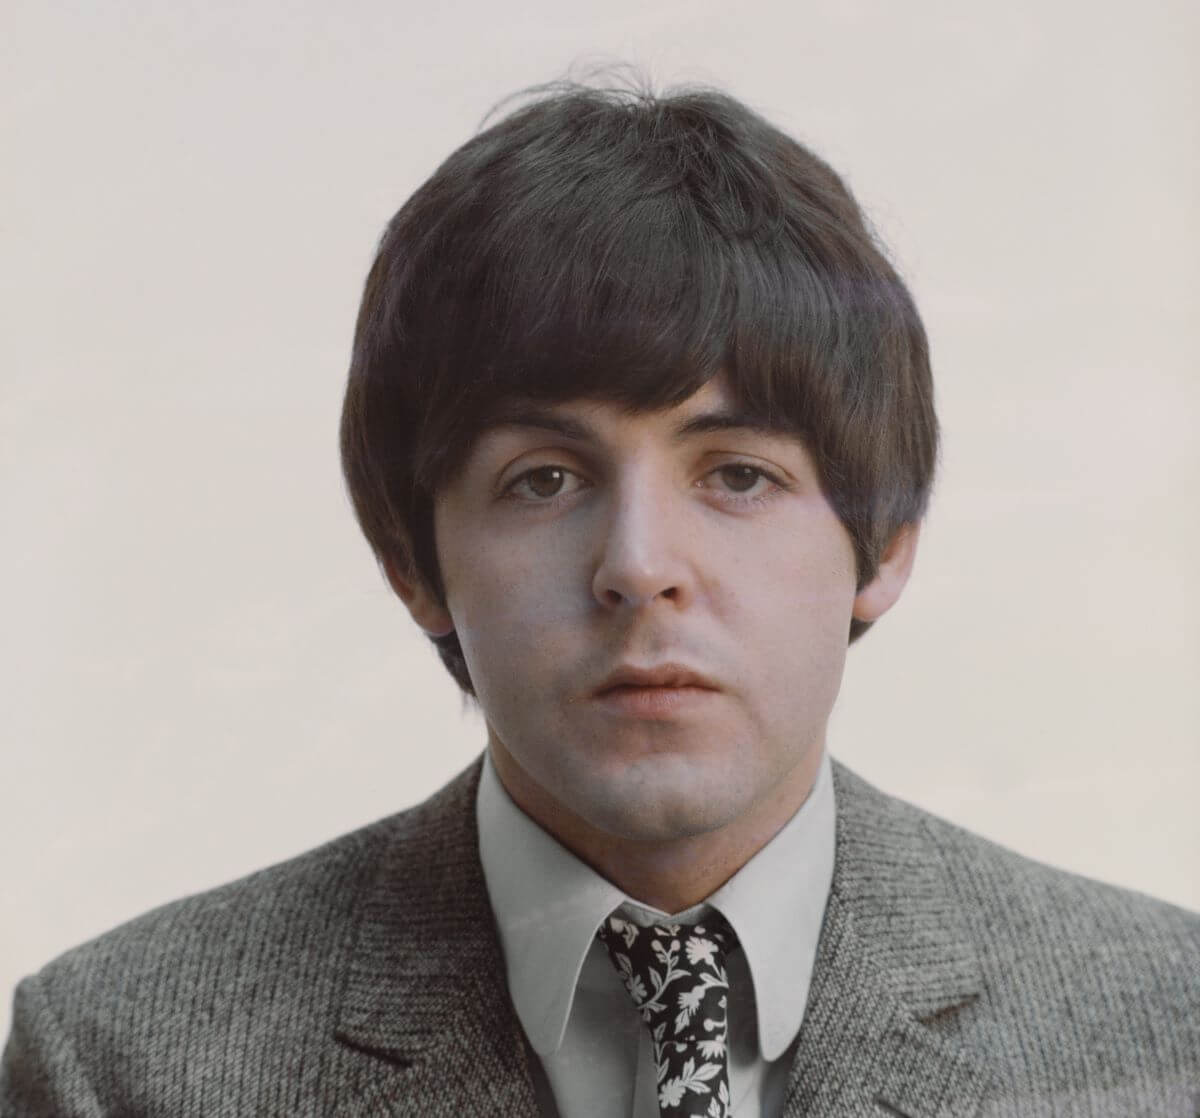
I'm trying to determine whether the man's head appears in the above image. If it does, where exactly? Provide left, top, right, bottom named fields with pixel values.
left=339, top=77, right=936, bottom=848
left=341, top=79, right=937, bottom=699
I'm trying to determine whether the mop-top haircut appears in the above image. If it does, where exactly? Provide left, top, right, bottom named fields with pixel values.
left=340, top=75, right=938, bottom=697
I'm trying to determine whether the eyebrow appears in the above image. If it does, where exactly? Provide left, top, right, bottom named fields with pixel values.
left=479, top=403, right=789, bottom=445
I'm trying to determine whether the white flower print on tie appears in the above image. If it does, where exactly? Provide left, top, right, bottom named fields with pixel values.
left=596, top=915, right=739, bottom=1118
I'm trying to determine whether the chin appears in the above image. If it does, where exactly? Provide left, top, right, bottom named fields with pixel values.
left=574, top=764, right=750, bottom=842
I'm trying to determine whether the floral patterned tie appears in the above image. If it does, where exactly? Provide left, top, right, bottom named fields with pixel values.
left=596, top=913, right=740, bottom=1118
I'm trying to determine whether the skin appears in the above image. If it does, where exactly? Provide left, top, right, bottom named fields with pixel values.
left=389, top=374, right=918, bottom=913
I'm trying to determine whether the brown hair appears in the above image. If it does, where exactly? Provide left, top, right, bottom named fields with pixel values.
left=340, top=77, right=938, bottom=697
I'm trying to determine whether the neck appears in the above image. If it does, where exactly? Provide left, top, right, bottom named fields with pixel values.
left=488, top=739, right=822, bottom=914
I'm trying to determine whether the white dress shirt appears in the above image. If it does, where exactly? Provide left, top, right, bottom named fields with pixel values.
left=476, top=748, right=836, bottom=1118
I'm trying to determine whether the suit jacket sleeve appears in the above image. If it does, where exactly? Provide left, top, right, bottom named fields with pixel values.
left=1, top=974, right=104, bottom=1118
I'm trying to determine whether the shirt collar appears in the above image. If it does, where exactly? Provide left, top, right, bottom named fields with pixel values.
left=477, top=748, right=836, bottom=1061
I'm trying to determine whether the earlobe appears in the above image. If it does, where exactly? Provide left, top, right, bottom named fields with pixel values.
left=851, top=522, right=921, bottom=624
left=383, top=556, right=456, bottom=638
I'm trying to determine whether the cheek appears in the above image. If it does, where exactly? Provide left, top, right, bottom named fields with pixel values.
left=734, top=523, right=857, bottom=688
left=445, top=537, right=580, bottom=685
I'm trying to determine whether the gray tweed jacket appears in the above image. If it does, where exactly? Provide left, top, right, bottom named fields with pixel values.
left=2, top=759, right=1198, bottom=1117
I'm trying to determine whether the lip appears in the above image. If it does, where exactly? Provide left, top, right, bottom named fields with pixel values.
left=593, top=663, right=720, bottom=695
left=593, top=683, right=718, bottom=718
left=590, top=663, right=721, bottom=718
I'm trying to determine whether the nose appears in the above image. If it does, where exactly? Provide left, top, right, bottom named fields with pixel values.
left=591, top=473, right=694, bottom=611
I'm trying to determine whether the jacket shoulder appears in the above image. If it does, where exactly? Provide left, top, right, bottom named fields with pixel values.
left=832, top=762, right=1200, bottom=1098
left=833, top=761, right=1200, bottom=947
left=915, top=788, right=1200, bottom=956
left=33, top=761, right=479, bottom=1001
left=2, top=762, right=482, bottom=1115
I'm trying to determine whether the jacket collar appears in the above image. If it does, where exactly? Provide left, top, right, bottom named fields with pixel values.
left=332, top=761, right=540, bottom=1114
left=827, top=761, right=984, bottom=1019
left=333, top=756, right=993, bottom=1117
left=779, top=762, right=992, bottom=1117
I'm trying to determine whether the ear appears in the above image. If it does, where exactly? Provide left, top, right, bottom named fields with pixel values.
left=852, top=522, right=921, bottom=624
left=383, top=556, right=455, bottom=638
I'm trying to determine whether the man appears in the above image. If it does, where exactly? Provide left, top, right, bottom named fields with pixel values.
left=3, top=77, right=1197, bottom=1118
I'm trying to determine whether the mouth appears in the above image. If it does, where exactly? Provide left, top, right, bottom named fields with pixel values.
left=594, top=663, right=720, bottom=694
left=592, top=665, right=720, bottom=717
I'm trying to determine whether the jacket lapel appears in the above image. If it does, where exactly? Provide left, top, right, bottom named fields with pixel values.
left=782, top=762, right=993, bottom=1118
left=331, top=760, right=540, bottom=1117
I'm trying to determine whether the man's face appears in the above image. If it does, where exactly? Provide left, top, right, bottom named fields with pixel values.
left=403, top=375, right=909, bottom=844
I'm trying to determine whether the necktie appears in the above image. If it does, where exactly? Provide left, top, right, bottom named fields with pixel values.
left=596, top=913, right=740, bottom=1118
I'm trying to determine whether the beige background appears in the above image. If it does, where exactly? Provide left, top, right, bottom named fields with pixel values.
left=3, top=0, right=1197, bottom=1042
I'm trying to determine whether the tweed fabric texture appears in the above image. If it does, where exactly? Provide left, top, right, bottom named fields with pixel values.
left=2, top=758, right=1198, bottom=1117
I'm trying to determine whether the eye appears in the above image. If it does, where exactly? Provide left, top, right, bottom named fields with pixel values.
left=505, top=465, right=585, bottom=502
left=707, top=463, right=784, bottom=502
left=715, top=464, right=766, bottom=493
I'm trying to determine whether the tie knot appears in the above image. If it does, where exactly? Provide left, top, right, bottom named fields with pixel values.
left=595, top=913, right=739, bottom=1037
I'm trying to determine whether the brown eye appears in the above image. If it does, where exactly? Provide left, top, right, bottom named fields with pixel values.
left=526, top=467, right=565, bottom=497
left=512, top=465, right=576, bottom=500
left=718, top=465, right=763, bottom=492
